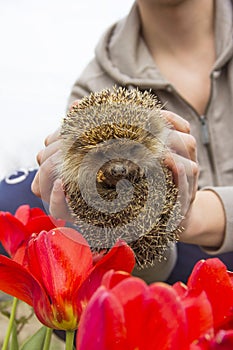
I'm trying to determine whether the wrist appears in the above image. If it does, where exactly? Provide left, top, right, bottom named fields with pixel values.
left=180, top=190, right=225, bottom=249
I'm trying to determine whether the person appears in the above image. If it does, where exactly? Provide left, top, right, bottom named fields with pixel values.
left=25, top=0, right=233, bottom=283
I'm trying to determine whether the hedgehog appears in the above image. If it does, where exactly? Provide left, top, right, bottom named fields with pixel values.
left=60, top=87, right=184, bottom=268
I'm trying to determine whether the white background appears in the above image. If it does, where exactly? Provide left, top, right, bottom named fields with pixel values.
left=0, top=0, right=134, bottom=179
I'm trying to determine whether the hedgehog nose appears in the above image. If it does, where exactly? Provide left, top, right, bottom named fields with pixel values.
left=111, top=164, right=127, bottom=177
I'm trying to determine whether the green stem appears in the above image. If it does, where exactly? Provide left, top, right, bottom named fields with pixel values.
left=2, top=297, right=19, bottom=350
left=43, top=327, right=53, bottom=350
left=66, top=330, right=75, bottom=350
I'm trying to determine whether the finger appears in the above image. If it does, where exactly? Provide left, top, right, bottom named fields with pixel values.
left=32, top=152, right=61, bottom=202
left=161, top=110, right=190, bottom=134
left=166, top=130, right=197, bottom=161
left=175, top=163, right=191, bottom=216
left=164, top=158, right=198, bottom=222
left=189, top=162, right=199, bottom=202
left=164, top=152, right=199, bottom=203
left=44, top=128, right=61, bottom=146
left=33, top=147, right=61, bottom=197
left=49, top=179, right=74, bottom=222
left=37, top=140, right=62, bottom=166
left=36, top=149, right=44, bottom=166
left=164, top=152, right=198, bottom=182
left=31, top=171, right=41, bottom=197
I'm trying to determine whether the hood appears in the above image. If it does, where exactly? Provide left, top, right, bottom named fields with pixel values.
left=94, top=0, right=233, bottom=89
left=214, top=0, right=233, bottom=69
left=95, top=3, right=168, bottom=90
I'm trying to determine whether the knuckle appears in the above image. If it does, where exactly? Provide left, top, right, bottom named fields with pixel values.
left=192, top=161, right=199, bottom=177
left=187, top=135, right=197, bottom=152
left=40, top=157, right=55, bottom=178
left=40, top=159, right=49, bottom=173
left=184, top=122, right=191, bottom=134
left=44, top=134, right=51, bottom=146
left=36, top=149, right=44, bottom=165
left=44, top=130, right=62, bottom=148
left=31, top=178, right=40, bottom=196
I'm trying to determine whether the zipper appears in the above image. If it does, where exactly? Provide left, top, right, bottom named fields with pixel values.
left=199, top=115, right=210, bottom=146
left=198, top=114, right=217, bottom=183
left=157, top=86, right=211, bottom=146
left=157, top=85, right=218, bottom=185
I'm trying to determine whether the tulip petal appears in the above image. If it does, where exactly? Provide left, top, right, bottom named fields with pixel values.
left=14, top=205, right=41, bottom=224
left=173, top=281, right=188, bottom=297
left=77, top=286, right=127, bottom=350
left=0, top=255, right=41, bottom=306
left=182, top=290, right=213, bottom=343
left=26, top=228, right=93, bottom=302
left=148, top=283, right=188, bottom=350
left=90, top=240, right=135, bottom=292
left=14, top=204, right=65, bottom=234
left=0, top=206, right=65, bottom=259
left=101, top=270, right=131, bottom=290
left=94, top=240, right=135, bottom=273
left=76, top=240, right=135, bottom=314
left=25, top=216, right=65, bottom=236
left=112, top=278, right=188, bottom=350
left=0, top=212, right=28, bottom=256
left=0, top=251, right=71, bottom=329
left=173, top=281, right=214, bottom=342
left=188, top=258, right=233, bottom=330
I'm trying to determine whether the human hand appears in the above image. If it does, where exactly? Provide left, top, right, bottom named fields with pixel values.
left=162, top=110, right=199, bottom=220
left=32, top=109, right=199, bottom=227
left=31, top=127, right=73, bottom=221
left=162, top=112, right=225, bottom=248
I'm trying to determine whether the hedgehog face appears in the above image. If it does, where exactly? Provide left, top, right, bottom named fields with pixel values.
left=94, top=140, right=146, bottom=188
left=97, top=159, right=143, bottom=188
left=78, top=138, right=159, bottom=189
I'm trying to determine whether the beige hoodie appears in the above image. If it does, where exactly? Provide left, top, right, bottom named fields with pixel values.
left=67, top=0, right=233, bottom=282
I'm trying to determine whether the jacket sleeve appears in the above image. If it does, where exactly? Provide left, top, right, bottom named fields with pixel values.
left=132, top=243, right=177, bottom=283
left=201, top=186, right=233, bottom=254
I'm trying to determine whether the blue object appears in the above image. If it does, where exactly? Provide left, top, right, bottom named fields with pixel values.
left=0, top=169, right=45, bottom=255
left=0, top=169, right=45, bottom=213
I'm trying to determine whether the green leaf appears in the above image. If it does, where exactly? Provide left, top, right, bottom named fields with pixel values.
left=10, top=321, right=19, bottom=350
left=19, top=326, right=47, bottom=350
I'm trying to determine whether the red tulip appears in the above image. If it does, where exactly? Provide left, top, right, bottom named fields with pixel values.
left=0, top=204, right=64, bottom=262
left=173, top=281, right=213, bottom=343
left=76, top=270, right=189, bottom=350
left=0, top=227, right=135, bottom=330
left=77, top=258, right=233, bottom=350
left=187, top=258, right=233, bottom=331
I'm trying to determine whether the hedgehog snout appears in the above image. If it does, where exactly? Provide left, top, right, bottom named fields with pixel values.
left=97, top=159, right=144, bottom=189
left=110, top=163, right=127, bottom=177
